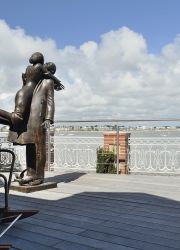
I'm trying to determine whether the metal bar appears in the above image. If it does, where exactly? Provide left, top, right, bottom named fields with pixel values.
left=116, top=124, right=119, bottom=175
left=0, top=213, right=22, bottom=238
left=0, top=174, right=8, bottom=209
left=55, top=118, right=180, bottom=123
left=0, top=149, right=16, bottom=193
left=0, top=149, right=16, bottom=209
left=7, top=150, right=15, bottom=192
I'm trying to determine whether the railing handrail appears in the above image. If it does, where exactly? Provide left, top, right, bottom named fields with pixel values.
left=54, top=118, right=180, bottom=123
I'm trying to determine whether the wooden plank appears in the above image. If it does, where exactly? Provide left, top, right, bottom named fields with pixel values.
left=20, top=213, right=180, bottom=249
left=79, top=225, right=180, bottom=249
left=6, top=195, right=180, bottom=231
left=4, top=194, right=180, bottom=220
left=79, top=230, right=178, bottom=250
left=19, top=218, right=85, bottom=235
left=0, top=235, right=58, bottom=250
left=104, top=217, right=180, bottom=234
left=3, top=196, right=180, bottom=248
left=0, top=244, right=12, bottom=250
left=32, top=213, right=180, bottom=241
left=4, top=227, right=59, bottom=247
left=7, top=222, right=136, bottom=250
left=53, top=240, right=100, bottom=250
left=6, top=190, right=180, bottom=217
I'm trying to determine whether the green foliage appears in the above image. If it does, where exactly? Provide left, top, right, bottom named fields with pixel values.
left=96, top=147, right=116, bottom=174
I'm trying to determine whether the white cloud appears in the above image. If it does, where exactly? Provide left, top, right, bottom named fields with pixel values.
left=0, top=20, right=180, bottom=122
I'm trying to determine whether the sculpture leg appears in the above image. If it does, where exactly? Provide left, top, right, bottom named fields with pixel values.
left=26, top=139, right=46, bottom=185
left=17, top=129, right=47, bottom=186
left=0, top=109, right=22, bottom=130
left=37, top=130, right=46, bottom=179
left=15, top=144, right=36, bottom=185
left=0, top=109, right=12, bottom=126
left=15, top=144, right=35, bottom=185
left=26, top=144, right=36, bottom=178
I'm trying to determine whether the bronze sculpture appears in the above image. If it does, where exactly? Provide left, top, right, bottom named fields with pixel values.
left=0, top=52, right=64, bottom=186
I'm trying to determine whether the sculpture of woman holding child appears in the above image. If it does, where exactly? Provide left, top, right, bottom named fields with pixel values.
left=0, top=52, right=64, bottom=186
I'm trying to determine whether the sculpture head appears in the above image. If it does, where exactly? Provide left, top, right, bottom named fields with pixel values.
left=44, top=62, right=56, bottom=75
left=29, top=52, right=44, bottom=65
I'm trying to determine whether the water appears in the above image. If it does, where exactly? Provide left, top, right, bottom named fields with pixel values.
left=55, top=129, right=180, bottom=138
left=2, top=129, right=179, bottom=138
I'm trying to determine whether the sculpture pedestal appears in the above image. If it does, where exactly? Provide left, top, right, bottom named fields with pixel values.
left=10, top=181, right=57, bottom=193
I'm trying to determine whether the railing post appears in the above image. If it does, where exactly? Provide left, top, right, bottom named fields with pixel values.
left=116, top=124, right=119, bottom=175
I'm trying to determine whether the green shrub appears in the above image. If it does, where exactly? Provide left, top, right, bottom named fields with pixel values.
left=96, top=147, right=116, bottom=174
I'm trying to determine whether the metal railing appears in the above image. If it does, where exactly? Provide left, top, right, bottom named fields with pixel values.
left=1, top=118, right=180, bottom=175
left=48, top=118, right=180, bottom=175
left=51, top=134, right=103, bottom=172
left=0, top=135, right=25, bottom=172
left=128, top=137, right=180, bottom=174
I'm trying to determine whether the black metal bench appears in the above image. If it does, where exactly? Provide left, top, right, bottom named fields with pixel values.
left=0, top=149, right=38, bottom=248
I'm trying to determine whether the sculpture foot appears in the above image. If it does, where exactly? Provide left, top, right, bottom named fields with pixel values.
left=15, top=176, right=43, bottom=186
left=16, top=176, right=33, bottom=186
left=28, top=179, right=43, bottom=186
left=14, top=169, right=27, bottom=180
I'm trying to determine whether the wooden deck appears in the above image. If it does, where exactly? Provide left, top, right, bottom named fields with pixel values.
left=0, top=172, right=180, bottom=250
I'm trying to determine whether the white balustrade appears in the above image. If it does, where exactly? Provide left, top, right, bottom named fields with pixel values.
left=0, top=136, right=26, bottom=171
left=52, top=135, right=103, bottom=172
left=128, top=137, right=180, bottom=174
left=1, top=132, right=180, bottom=174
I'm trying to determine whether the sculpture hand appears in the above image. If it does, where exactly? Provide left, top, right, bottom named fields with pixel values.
left=41, top=119, right=51, bottom=129
left=54, top=81, right=65, bottom=91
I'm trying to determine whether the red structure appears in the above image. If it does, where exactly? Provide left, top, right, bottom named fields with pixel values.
left=103, top=132, right=130, bottom=174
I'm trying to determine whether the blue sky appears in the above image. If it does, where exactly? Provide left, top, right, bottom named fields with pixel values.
left=0, top=0, right=180, bottom=54
left=1, top=0, right=180, bottom=120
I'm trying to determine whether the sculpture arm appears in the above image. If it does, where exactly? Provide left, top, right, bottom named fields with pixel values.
left=45, top=79, right=55, bottom=123
left=22, top=73, right=26, bottom=86
left=44, top=72, right=64, bottom=90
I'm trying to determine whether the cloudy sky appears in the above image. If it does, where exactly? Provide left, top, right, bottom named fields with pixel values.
left=0, top=0, right=180, bottom=121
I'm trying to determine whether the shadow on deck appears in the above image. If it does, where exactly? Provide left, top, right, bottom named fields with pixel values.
left=0, top=175, right=180, bottom=250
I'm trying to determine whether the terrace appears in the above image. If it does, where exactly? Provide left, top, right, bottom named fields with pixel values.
left=0, top=119, right=180, bottom=249
left=0, top=172, right=180, bottom=249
